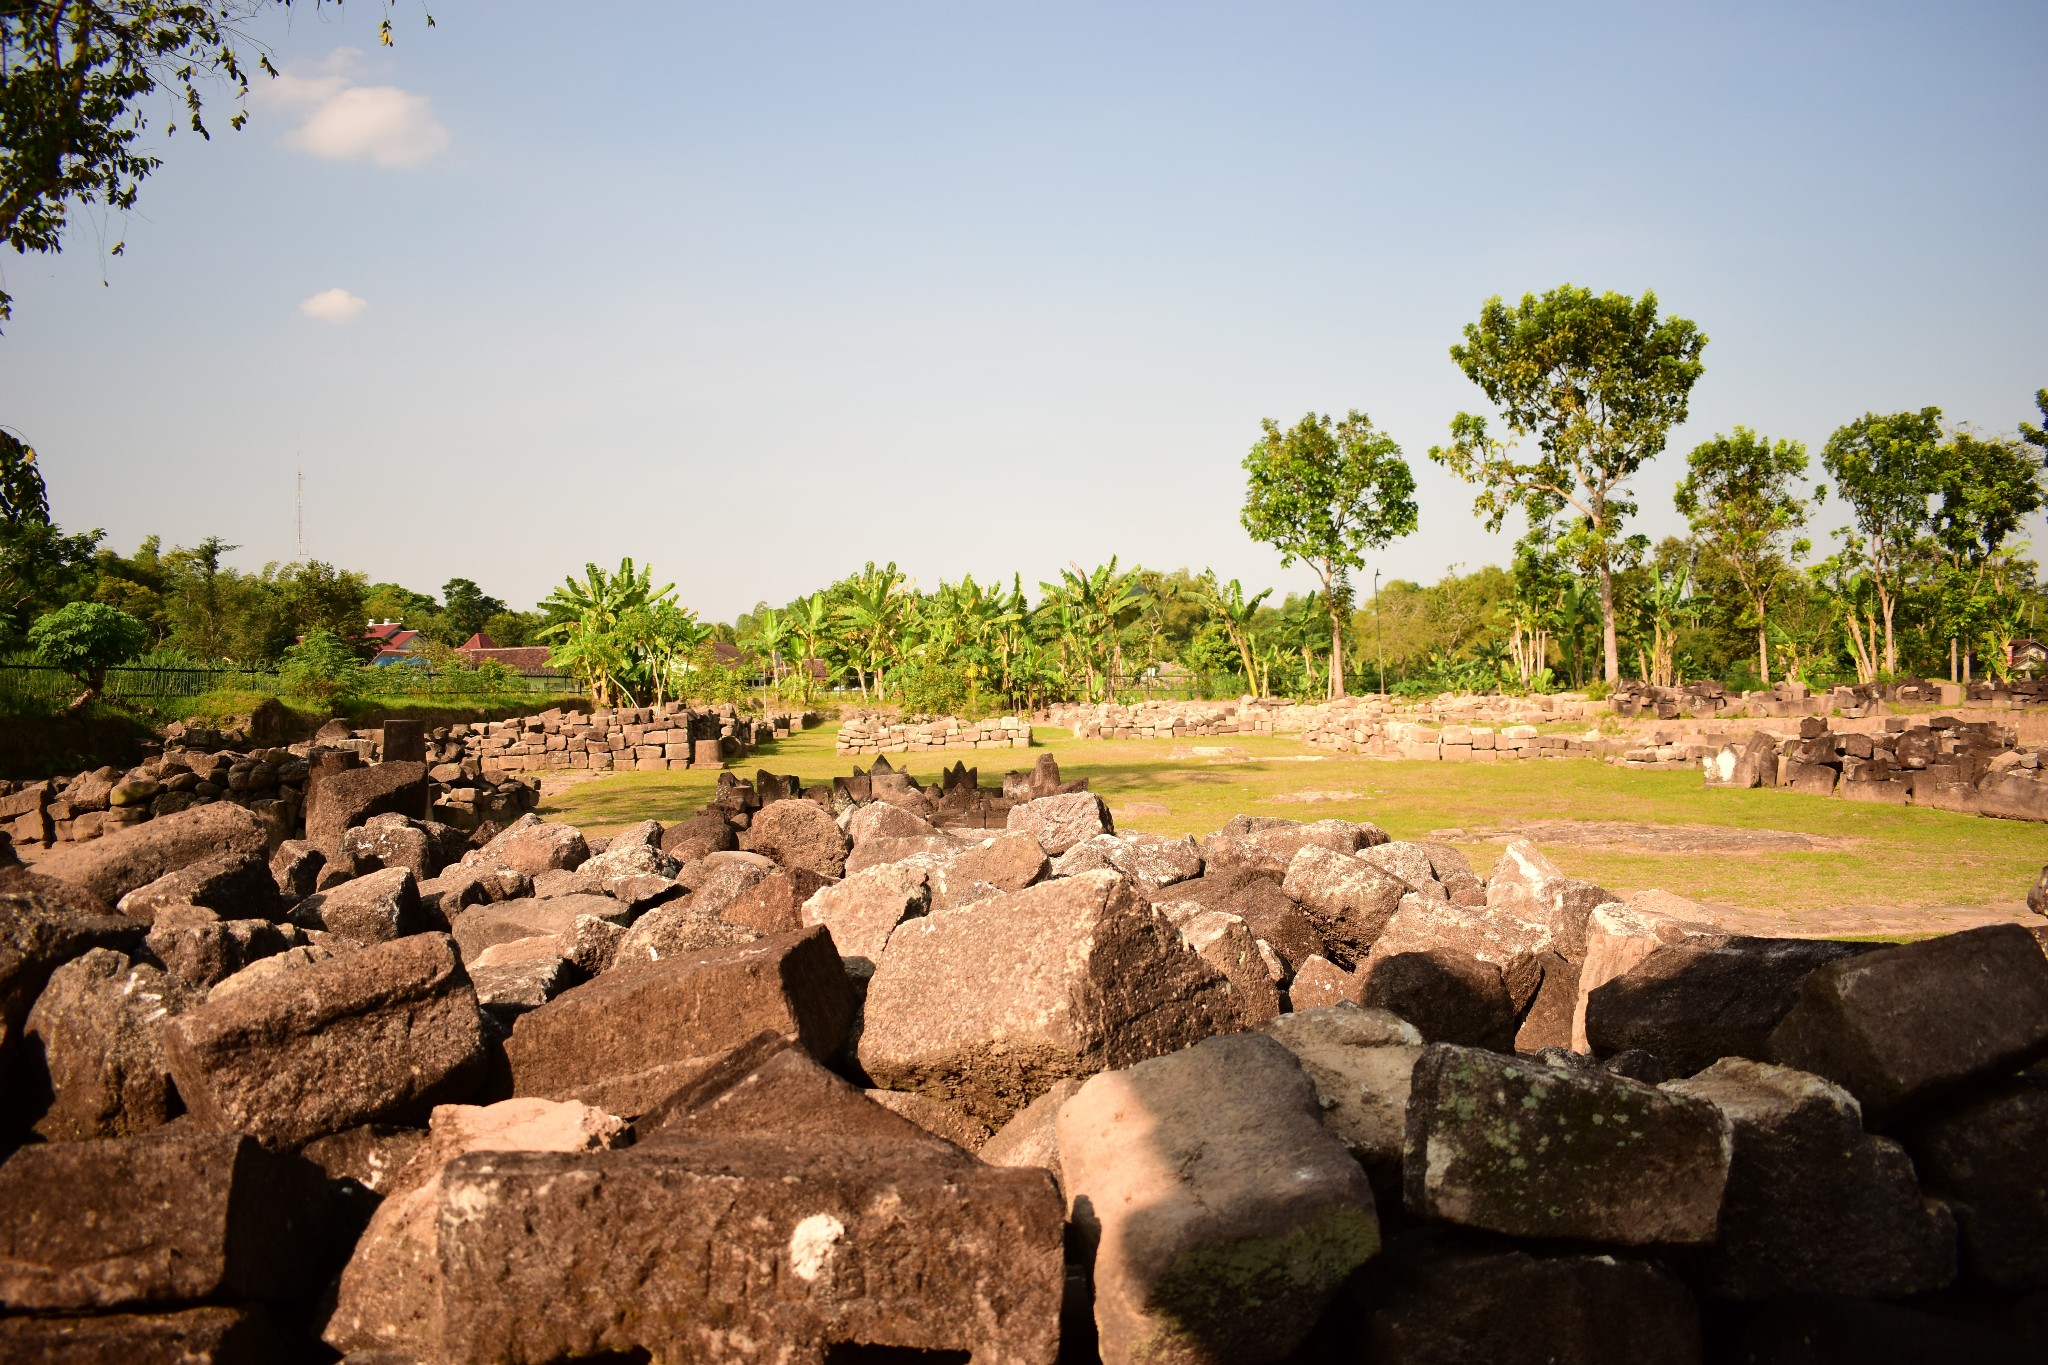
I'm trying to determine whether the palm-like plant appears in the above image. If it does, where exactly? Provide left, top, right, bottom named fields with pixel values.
left=788, top=592, right=834, bottom=701
left=1194, top=572, right=1274, bottom=697
left=834, top=561, right=906, bottom=699
left=539, top=558, right=675, bottom=706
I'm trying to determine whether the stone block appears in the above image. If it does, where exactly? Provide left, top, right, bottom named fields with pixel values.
left=1403, top=1045, right=1730, bottom=1244
left=1768, top=924, right=2048, bottom=1117
left=505, top=927, right=854, bottom=1118
left=0, top=1133, right=330, bottom=1311
left=1058, top=1034, right=1379, bottom=1365
left=164, top=932, right=487, bottom=1148
left=858, top=870, right=1241, bottom=1124
left=431, top=1141, right=1064, bottom=1365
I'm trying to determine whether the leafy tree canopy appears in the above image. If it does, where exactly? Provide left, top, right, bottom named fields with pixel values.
left=1430, top=284, right=1705, bottom=683
left=1, top=1, right=422, bottom=324
left=28, top=597, right=147, bottom=711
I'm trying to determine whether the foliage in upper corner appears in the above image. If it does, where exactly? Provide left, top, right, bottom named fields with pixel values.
left=0, top=2, right=428, bottom=325
left=27, top=599, right=148, bottom=712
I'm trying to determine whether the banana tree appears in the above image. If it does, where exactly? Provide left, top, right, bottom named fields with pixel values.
left=1195, top=573, right=1273, bottom=697
left=539, top=558, right=675, bottom=706
left=834, top=561, right=906, bottom=700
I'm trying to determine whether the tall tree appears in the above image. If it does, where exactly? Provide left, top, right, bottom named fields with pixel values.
left=441, top=578, right=508, bottom=643
left=1241, top=411, right=1417, bottom=698
left=1430, top=285, right=1707, bottom=684
left=1674, top=428, right=1813, bottom=686
left=1820, top=408, right=1943, bottom=677
left=1926, top=428, right=2045, bottom=678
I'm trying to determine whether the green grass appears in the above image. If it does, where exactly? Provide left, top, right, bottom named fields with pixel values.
left=537, top=722, right=2044, bottom=922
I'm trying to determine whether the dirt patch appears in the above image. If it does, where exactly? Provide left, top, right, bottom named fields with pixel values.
left=1266, top=790, right=1367, bottom=805
left=1425, top=820, right=1861, bottom=856
left=1113, top=801, right=1173, bottom=819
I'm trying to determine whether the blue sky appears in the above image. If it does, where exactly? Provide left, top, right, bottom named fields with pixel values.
left=7, top=1, right=2045, bottom=621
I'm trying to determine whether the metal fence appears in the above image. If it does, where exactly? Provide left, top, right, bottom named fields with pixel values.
left=0, top=661, right=579, bottom=710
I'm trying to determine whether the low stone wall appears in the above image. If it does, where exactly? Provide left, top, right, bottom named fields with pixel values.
left=0, top=704, right=822, bottom=853
left=836, top=713, right=1031, bottom=755
left=1048, top=694, right=1605, bottom=744
left=1703, top=715, right=2048, bottom=821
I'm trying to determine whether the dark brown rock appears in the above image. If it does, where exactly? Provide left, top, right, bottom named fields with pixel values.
left=143, top=905, right=303, bottom=990
left=611, top=899, right=761, bottom=970
left=1005, top=790, right=1113, bottom=856
left=474, top=815, right=588, bottom=876
left=164, top=932, right=487, bottom=1148
left=1360, top=946, right=1517, bottom=1048
left=468, top=935, right=585, bottom=1017
left=448, top=893, right=629, bottom=963
left=1337, top=1230, right=1703, bottom=1365
left=288, top=866, right=427, bottom=945
left=36, top=803, right=269, bottom=908
left=269, top=838, right=325, bottom=904
left=1286, top=952, right=1368, bottom=1010
left=339, top=814, right=439, bottom=882
left=1260, top=1005, right=1423, bottom=1209
left=1586, top=936, right=1869, bottom=1077
left=932, top=829, right=1052, bottom=908
left=0, top=890, right=143, bottom=1089
left=1767, top=923, right=2048, bottom=1117
left=657, top=811, right=736, bottom=863
left=1282, top=844, right=1410, bottom=965
left=738, top=797, right=850, bottom=878
left=1403, top=1044, right=1731, bottom=1244
left=431, top=1142, right=1065, bottom=1364
left=1058, top=1033, right=1380, bottom=1365
left=637, top=1032, right=966, bottom=1156
left=719, top=865, right=836, bottom=935
left=799, top=861, right=930, bottom=975
left=505, top=926, right=855, bottom=1118
left=1053, top=832, right=1203, bottom=893
left=115, top=847, right=282, bottom=924
left=1906, top=1077, right=2048, bottom=1289
left=0, top=1304, right=293, bottom=1363
left=1666, top=1058, right=1956, bottom=1298
left=20, top=948, right=188, bottom=1140
left=1154, top=869, right=1324, bottom=973
left=305, top=761, right=430, bottom=850
left=857, top=870, right=1243, bottom=1125
left=864, top=1087, right=992, bottom=1152
left=324, top=1097, right=630, bottom=1359
left=0, top=1132, right=330, bottom=1310
left=1733, top=1293, right=2039, bottom=1365
left=1201, top=815, right=1382, bottom=880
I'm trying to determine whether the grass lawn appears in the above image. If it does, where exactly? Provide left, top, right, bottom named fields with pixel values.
left=539, top=722, right=2045, bottom=935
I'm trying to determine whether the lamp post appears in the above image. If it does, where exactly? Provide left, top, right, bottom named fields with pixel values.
left=1374, top=570, right=1383, bottom=697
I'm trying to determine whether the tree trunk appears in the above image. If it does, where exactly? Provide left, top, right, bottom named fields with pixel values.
left=1880, top=588, right=1897, bottom=677
left=1758, top=624, right=1771, bottom=689
left=1599, top=561, right=1620, bottom=684
left=1327, top=601, right=1346, bottom=700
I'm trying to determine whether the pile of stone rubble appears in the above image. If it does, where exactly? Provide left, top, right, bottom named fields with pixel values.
left=0, top=750, right=2044, bottom=1362
left=1706, top=716, right=2047, bottom=822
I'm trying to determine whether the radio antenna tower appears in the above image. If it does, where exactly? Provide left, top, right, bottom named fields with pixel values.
left=295, top=463, right=305, bottom=560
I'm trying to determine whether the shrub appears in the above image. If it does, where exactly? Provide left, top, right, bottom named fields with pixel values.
left=279, top=629, right=371, bottom=704
left=28, top=602, right=150, bottom=712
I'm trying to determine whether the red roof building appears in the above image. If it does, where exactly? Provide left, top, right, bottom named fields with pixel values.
left=456, top=632, right=555, bottom=672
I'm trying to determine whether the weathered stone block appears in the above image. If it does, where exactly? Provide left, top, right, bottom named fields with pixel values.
left=1058, top=1034, right=1379, bottom=1365
left=1403, top=1045, right=1730, bottom=1244
left=164, top=932, right=487, bottom=1148
left=858, top=870, right=1241, bottom=1124
left=505, top=927, right=854, bottom=1118
left=1767, top=923, right=2048, bottom=1117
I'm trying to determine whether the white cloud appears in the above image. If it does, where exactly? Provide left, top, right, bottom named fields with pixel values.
left=263, top=49, right=449, bottom=167
left=299, top=288, right=368, bottom=323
